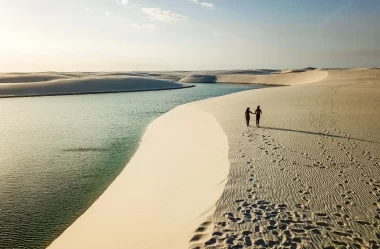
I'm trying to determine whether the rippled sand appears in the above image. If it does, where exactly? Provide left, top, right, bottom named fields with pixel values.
left=191, top=68, right=380, bottom=248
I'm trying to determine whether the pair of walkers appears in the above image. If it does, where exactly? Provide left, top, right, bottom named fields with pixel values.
left=245, top=106, right=262, bottom=127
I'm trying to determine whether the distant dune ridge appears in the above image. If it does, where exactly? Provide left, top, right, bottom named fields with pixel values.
left=179, top=74, right=217, bottom=83
left=47, top=68, right=380, bottom=249
left=179, top=69, right=328, bottom=85
left=0, top=72, right=72, bottom=83
left=0, top=75, right=192, bottom=97
left=0, top=67, right=365, bottom=98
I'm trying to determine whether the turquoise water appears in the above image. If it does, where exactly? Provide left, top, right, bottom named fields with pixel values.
left=0, top=83, right=262, bottom=249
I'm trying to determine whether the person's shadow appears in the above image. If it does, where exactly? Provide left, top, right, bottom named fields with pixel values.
left=260, top=126, right=379, bottom=144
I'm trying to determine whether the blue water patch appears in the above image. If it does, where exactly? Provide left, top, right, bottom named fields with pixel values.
left=0, top=83, right=262, bottom=249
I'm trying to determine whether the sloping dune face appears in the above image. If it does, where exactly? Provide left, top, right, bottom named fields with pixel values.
left=96, top=72, right=188, bottom=82
left=179, top=74, right=218, bottom=83
left=0, top=73, right=72, bottom=83
left=0, top=76, right=189, bottom=97
left=244, top=70, right=329, bottom=85
left=180, top=70, right=328, bottom=86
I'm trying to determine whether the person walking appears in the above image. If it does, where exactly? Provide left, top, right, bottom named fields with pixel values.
left=245, top=107, right=254, bottom=127
left=254, top=105, right=262, bottom=127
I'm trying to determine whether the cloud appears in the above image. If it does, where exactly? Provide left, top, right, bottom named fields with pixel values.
left=141, top=8, right=187, bottom=22
left=200, top=2, right=214, bottom=8
left=105, top=11, right=111, bottom=15
left=117, top=0, right=129, bottom=5
left=188, top=0, right=214, bottom=9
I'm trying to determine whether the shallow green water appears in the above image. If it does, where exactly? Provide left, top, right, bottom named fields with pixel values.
left=0, top=83, right=262, bottom=249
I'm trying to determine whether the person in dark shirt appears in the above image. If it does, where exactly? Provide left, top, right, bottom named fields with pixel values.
left=254, top=106, right=262, bottom=127
left=245, top=107, right=254, bottom=127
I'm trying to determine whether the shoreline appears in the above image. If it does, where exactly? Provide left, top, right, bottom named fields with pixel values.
left=47, top=102, right=231, bottom=249
left=0, top=84, right=195, bottom=99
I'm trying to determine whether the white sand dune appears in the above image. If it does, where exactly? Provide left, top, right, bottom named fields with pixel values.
left=179, top=70, right=328, bottom=86
left=47, top=68, right=380, bottom=249
left=96, top=72, right=188, bottom=82
left=0, top=76, right=190, bottom=98
left=0, top=72, right=72, bottom=83
left=47, top=104, right=230, bottom=249
left=188, top=68, right=380, bottom=248
left=179, top=74, right=218, bottom=83
left=213, top=69, right=281, bottom=75
left=217, top=70, right=328, bottom=85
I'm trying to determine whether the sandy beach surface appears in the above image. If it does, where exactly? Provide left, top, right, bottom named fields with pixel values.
left=47, top=68, right=380, bottom=249
left=47, top=103, right=230, bottom=249
left=190, top=68, right=380, bottom=248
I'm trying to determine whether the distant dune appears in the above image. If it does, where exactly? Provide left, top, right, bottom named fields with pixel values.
left=0, top=76, right=192, bottom=98
left=179, top=74, right=217, bottom=83
left=0, top=73, right=72, bottom=83
left=96, top=72, right=188, bottom=82
left=179, top=70, right=328, bottom=85
left=4, top=67, right=376, bottom=98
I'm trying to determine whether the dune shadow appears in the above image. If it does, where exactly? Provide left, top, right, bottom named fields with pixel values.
left=261, top=126, right=379, bottom=144
left=62, top=147, right=109, bottom=152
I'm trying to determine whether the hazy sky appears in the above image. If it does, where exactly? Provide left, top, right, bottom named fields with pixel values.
left=1, top=0, right=380, bottom=71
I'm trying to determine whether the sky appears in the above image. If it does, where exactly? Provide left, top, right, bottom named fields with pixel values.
left=1, top=0, right=380, bottom=71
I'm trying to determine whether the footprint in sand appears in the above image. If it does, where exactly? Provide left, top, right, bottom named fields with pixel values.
left=355, top=220, right=371, bottom=226
left=189, top=221, right=214, bottom=247
left=315, top=212, right=329, bottom=218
